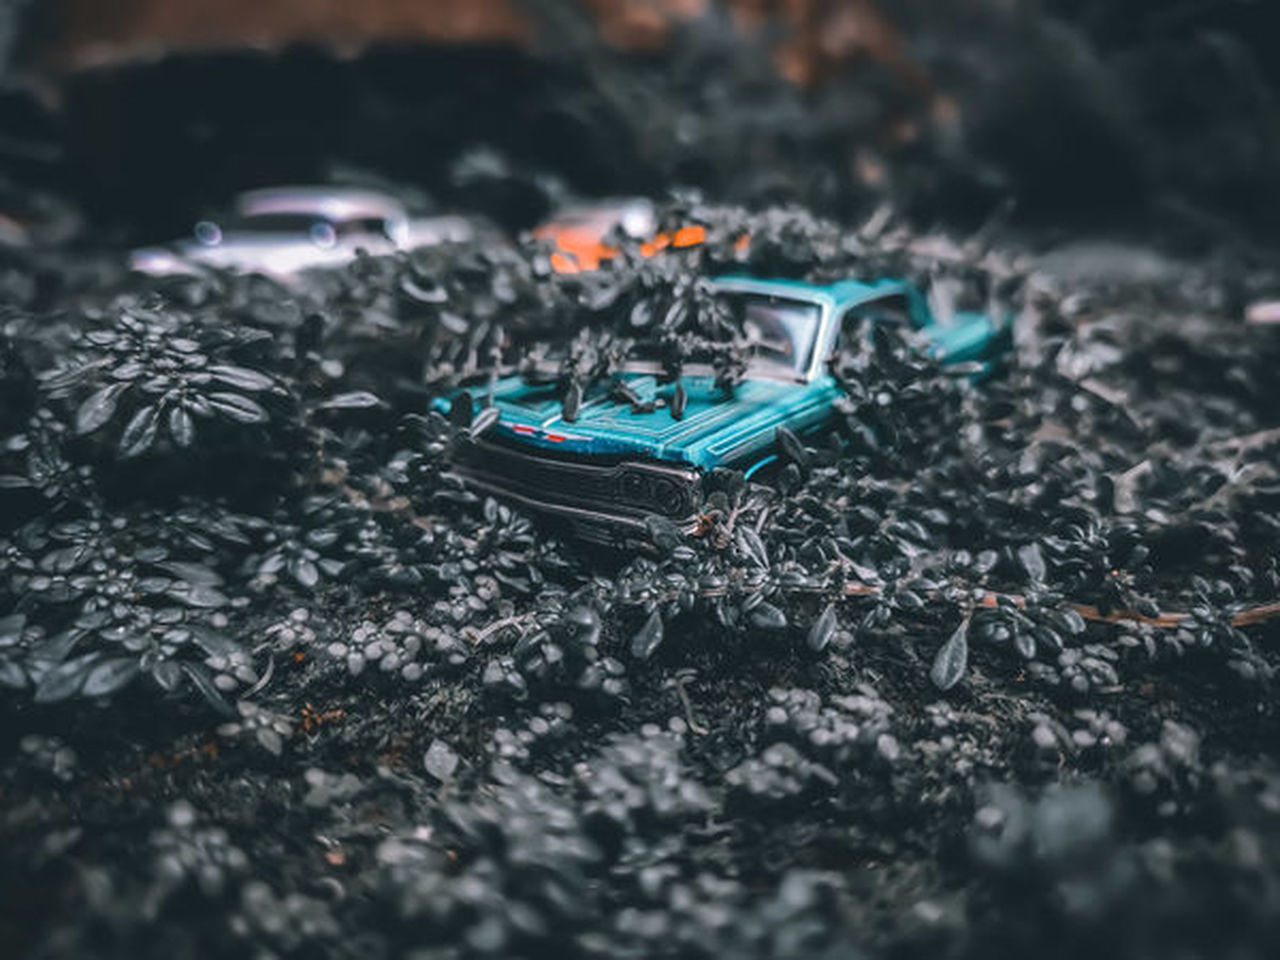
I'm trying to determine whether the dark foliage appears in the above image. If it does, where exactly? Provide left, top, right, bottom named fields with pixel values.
left=9, top=0, right=1280, bottom=953
left=2, top=191, right=1280, bottom=960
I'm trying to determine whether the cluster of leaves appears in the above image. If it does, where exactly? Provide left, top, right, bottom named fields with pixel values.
left=4, top=198, right=1280, bottom=960
left=0, top=506, right=255, bottom=703
left=3, top=198, right=1279, bottom=719
left=39, top=303, right=288, bottom=460
left=0, top=231, right=604, bottom=706
left=15, top=647, right=1276, bottom=960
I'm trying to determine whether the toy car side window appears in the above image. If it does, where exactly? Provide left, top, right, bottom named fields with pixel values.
left=832, top=293, right=912, bottom=353
left=336, top=217, right=393, bottom=240
left=844, top=294, right=913, bottom=330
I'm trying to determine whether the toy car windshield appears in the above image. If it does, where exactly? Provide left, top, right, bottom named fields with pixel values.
left=225, top=211, right=327, bottom=234
left=725, top=292, right=822, bottom=372
left=197, top=212, right=391, bottom=245
left=623, top=291, right=822, bottom=381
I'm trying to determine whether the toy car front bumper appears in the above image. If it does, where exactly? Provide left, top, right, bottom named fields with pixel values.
left=449, top=439, right=703, bottom=547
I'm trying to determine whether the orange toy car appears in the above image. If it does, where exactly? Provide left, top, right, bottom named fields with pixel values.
left=534, top=198, right=719, bottom=273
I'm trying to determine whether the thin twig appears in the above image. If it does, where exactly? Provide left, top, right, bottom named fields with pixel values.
left=320, top=460, right=1280, bottom=632
left=464, top=613, right=535, bottom=646
left=243, top=655, right=275, bottom=699
left=673, top=675, right=709, bottom=736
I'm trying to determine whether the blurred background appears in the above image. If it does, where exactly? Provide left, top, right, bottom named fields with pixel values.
left=2, top=0, right=1280, bottom=244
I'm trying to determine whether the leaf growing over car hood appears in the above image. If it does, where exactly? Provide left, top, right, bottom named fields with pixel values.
left=465, top=372, right=839, bottom=470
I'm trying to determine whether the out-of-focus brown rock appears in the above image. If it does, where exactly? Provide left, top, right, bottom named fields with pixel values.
left=54, top=0, right=722, bottom=68
left=732, top=0, right=929, bottom=93
left=578, top=0, right=711, bottom=49
left=53, top=0, right=924, bottom=94
left=57, top=0, right=536, bottom=69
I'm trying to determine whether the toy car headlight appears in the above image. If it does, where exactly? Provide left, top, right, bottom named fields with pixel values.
left=617, top=467, right=695, bottom=516
left=651, top=476, right=681, bottom=505
left=620, top=470, right=654, bottom=506
left=129, top=247, right=189, bottom=276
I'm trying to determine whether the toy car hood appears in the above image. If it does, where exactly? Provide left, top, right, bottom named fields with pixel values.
left=461, top=370, right=836, bottom=471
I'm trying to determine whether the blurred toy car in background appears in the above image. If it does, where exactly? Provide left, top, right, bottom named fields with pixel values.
left=535, top=197, right=716, bottom=273
left=130, top=186, right=487, bottom=281
left=444, top=274, right=1009, bottom=545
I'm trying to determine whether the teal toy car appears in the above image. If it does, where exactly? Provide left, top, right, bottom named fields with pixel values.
left=444, top=275, right=1008, bottom=545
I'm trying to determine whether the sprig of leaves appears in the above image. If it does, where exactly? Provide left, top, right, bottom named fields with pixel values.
left=41, top=306, right=284, bottom=458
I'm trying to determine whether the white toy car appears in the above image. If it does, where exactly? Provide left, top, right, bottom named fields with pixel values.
left=130, top=186, right=488, bottom=281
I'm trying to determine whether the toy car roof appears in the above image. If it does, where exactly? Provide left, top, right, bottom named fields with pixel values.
left=235, top=186, right=406, bottom=224
left=711, top=274, right=914, bottom=310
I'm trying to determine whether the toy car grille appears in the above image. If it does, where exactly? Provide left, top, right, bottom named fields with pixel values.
left=453, top=438, right=699, bottom=522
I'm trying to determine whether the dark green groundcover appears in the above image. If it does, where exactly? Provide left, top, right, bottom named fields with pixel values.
left=1, top=198, right=1279, bottom=959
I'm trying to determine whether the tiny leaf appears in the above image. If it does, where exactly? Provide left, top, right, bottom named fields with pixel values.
left=207, top=393, right=269, bottom=424
left=0, top=661, right=26, bottom=689
left=930, top=617, right=970, bottom=691
left=0, top=613, right=25, bottom=645
left=82, top=657, right=140, bottom=697
left=192, top=629, right=243, bottom=659
left=168, top=582, right=229, bottom=608
left=631, top=608, right=665, bottom=660
left=75, top=382, right=129, bottom=435
left=562, top=379, right=583, bottom=422
left=207, top=364, right=275, bottom=391
left=423, top=739, right=460, bottom=781
left=151, top=660, right=183, bottom=691
left=645, top=514, right=682, bottom=551
left=807, top=603, right=837, bottom=652
left=1018, top=542, right=1046, bottom=584
left=169, top=405, right=195, bottom=447
left=776, top=426, right=810, bottom=469
left=159, top=562, right=224, bottom=586
left=34, top=653, right=97, bottom=702
left=118, top=405, right=159, bottom=458
left=749, top=602, right=788, bottom=631
left=449, top=391, right=474, bottom=430
left=318, top=391, right=383, bottom=411
left=181, top=663, right=235, bottom=715
left=671, top=380, right=687, bottom=420
left=737, top=526, right=768, bottom=568
left=290, top=557, right=320, bottom=589
left=470, top=406, right=500, bottom=438
left=257, top=727, right=284, bottom=756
